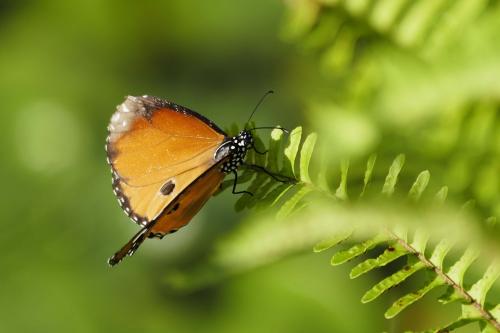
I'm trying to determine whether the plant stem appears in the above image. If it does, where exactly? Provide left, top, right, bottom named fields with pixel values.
left=385, top=229, right=500, bottom=331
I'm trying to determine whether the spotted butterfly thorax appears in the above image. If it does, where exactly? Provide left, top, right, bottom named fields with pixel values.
left=106, top=95, right=255, bottom=265
left=216, top=130, right=253, bottom=173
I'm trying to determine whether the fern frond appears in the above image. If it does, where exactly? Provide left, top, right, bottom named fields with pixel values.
left=237, top=127, right=500, bottom=331
left=283, top=1, right=500, bottom=218
left=232, top=125, right=321, bottom=216
left=167, top=127, right=499, bottom=332
left=314, top=153, right=500, bottom=332
left=283, top=0, right=492, bottom=66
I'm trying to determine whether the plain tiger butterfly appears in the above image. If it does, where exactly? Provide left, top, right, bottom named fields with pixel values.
left=106, top=92, right=284, bottom=266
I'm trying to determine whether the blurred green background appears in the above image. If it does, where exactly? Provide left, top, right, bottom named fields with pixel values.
left=1, top=1, right=498, bottom=332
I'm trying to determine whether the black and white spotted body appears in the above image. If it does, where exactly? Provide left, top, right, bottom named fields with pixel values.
left=215, top=130, right=253, bottom=174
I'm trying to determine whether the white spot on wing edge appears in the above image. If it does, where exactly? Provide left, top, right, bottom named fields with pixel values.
left=107, top=96, right=142, bottom=142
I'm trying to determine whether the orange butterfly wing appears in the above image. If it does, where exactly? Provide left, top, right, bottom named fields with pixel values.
left=107, top=161, right=228, bottom=265
left=106, top=95, right=227, bottom=226
left=149, top=161, right=227, bottom=236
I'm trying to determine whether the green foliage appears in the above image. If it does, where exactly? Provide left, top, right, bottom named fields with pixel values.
left=283, top=0, right=494, bottom=64
left=282, top=0, right=500, bottom=217
left=276, top=4, right=500, bottom=328
left=6, top=1, right=498, bottom=332
left=205, top=126, right=500, bottom=332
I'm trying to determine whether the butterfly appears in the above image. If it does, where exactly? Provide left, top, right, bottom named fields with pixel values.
left=106, top=93, right=286, bottom=266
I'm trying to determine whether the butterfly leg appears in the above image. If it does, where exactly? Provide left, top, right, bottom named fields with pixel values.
left=252, top=144, right=268, bottom=155
left=243, top=163, right=296, bottom=184
left=231, top=171, right=253, bottom=196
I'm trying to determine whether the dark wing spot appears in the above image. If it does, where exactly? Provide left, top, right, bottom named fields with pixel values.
left=160, top=180, right=175, bottom=195
left=148, top=232, right=165, bottom=239
left=166, top=202, right=180, bottom=215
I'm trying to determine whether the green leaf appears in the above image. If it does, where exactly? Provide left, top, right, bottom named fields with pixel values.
left=258, top=183, right=295, bottom=208
left=361, top=261, right=426, bottom=303
left=253, top=136, right=267, bottom=166
left=410, top=229, right=429, bottom=253
left=331, top=233, right=388, bottom=266
left=430, top=317, right=477, bottom=332
left=428, top=239, right=453, bottom=268
left=243, top=140, right=255, bottom=166
left=468, top=262, right=500, bottom=306
left=350, top=243, right=408, bottom=278
left=217, top=171, right=254, bottom=195
left=335, top=159, right=349, bottom=200
left=299, top=132, right=318, bottom=183
left=408, top=170, right=430, bottom=202
left=267, top=128, right=284, bottom=172
left=360, top=154, right=376, bottom=197
left=480, top=320, right=500, bottom=333
left=447, top=247, right=480, bottom=285
left=317, top=147, right=330, bottom=192
left=439, top=247, right=480, bottom=304
left=276, top=185, right=313, bottom=219
left=234, top=174, right=268, bottom=211
left=237, top=168, right=255, bottom=184
left=382, top=154, right=405, bottom=196
left=434, top=186, right=448, bottom=205
left=384, top=240, right=455, bottom=317
left=283, top=126, right=302, bottom=177
left=460, top=199, right=476, bottom=213
left=385, top=276, right=444, bottom=318
left=489, top=304, right=500, bottom=326
left=246, top=179, right=278, bottom=209
left=313, top=228, right=353, bottom=253
left=392, top=225, right=408, bottom=240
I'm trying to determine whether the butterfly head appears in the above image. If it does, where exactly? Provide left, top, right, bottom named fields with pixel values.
left=218, top=130, right=253, bottom=174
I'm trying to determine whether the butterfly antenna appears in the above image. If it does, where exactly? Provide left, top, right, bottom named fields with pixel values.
left=248, top=126, right=289, bottom=134
left=246, top=90, right=274, bottom=126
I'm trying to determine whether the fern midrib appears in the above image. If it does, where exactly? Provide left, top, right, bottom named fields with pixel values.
left=385, top=228, right=500, bottom=330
